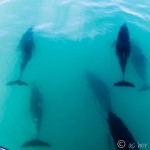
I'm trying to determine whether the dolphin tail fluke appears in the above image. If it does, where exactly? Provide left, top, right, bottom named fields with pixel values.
left=21, top=138, right=51, bottom=147
left=6, top=80, right=28, bottom=86
left=139, top=85, right=150, bottom=91
left=114, top=80, right=135, bottom=88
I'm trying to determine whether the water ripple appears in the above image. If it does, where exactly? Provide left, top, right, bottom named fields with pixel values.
left=0, top=0, right=10, bottom=5
left=119, top=5, right=144, bottom=19
left=1, top=0, right=150, bottom=39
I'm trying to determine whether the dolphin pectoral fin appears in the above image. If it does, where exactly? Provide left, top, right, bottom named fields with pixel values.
left=114, top=80, right=135, bottom=88
left=6, top=80, right=28, bottom=86
left=21, top=139, right=51, bottom=147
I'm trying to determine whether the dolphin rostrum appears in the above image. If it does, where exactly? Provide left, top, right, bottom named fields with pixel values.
left=21, top=84, right=50, bottom=147
left=7, top=27, right=35, bottom=86
left=114, top=23, right=135, bottom=88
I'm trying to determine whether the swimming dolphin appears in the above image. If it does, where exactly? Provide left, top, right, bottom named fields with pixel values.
left=21, top=84, right=50, bottom=147
left=86, top=71, right=112, bottom=113
left=114, top=23, right=135, bottom=88
left=107, top=111, right=138, bottom=150
left=7, top=27, right=35, bottom=86
left=86, top=72, right=113, bottom=150
left=131, top=42, right=150, bottom=91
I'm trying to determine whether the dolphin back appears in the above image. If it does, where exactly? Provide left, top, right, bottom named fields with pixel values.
left=107, top=111, right=138, bottom=150
left=86, top=71, right=112, bottom=112
left=21, top=138, right=51, bottom=147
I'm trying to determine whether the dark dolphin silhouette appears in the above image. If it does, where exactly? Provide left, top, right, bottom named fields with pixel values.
left=107, top=111, right=138, bottom=150
left=86, top=71, right=112, bottom=113
left=131, top=42, right=150, bottom=91
left=7, top=27, right=35, bottom=86
left=114, top=23, right=135, bottom=88
left=21, top=84, right=50, bottom=147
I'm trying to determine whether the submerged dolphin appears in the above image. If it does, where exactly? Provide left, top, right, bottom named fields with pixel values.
left=86, top=72, right=112, bottom=113
left=86, top=72, right=113, bottom=150
left=7, top=27, right=35, bottom=86
left=21, top=84, right=50, bottom=147
left=131, top=42, right=150, bottom=91
left=107, top=111, right=138, bottom=150
left=114, top=23, right=135, bottom=88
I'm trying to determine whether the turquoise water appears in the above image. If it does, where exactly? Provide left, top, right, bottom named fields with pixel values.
left=0, top=0, right=150, bottom=150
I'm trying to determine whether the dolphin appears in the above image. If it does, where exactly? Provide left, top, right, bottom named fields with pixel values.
left=114, top=23, right=135, bottom=88
left=131, top=42, right=150, bottom=91
left=7, top=27, right=35, bottom=86
left=86, top=72, right=113, bottom=150
left=21, top=84, right=50, bottom=147
left=107, top=111, right=138, bottom=150
left=86, top=71, right=112, bottom=113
